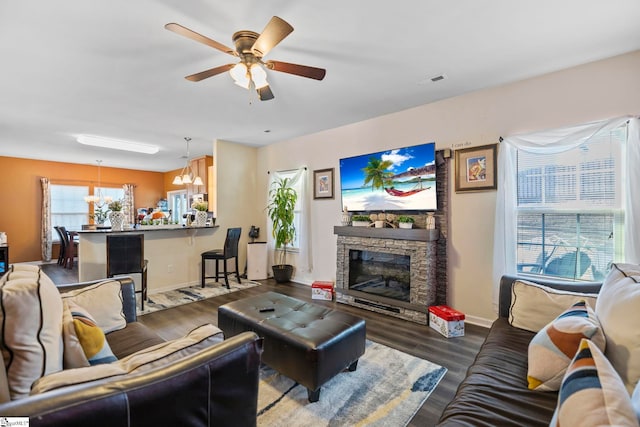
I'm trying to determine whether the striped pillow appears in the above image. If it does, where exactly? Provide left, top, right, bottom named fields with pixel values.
left=0, top=268, right=64, bottom=400
left=550, top=339, right=639, bottom=427
left=527, top=300, right=605, bottom=391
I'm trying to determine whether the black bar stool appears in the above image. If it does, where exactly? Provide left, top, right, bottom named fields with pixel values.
left=106, top=234, right=148, bottom=310
left=201, top=227, right=241, bottom=289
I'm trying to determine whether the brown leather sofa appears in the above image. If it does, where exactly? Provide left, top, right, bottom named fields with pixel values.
left=0, top=277, right=263, bottom=427
left=437, top=275, right=602, bottom=427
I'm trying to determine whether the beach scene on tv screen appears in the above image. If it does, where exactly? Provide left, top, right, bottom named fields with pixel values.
left=340, top=142, right=437, bottom=211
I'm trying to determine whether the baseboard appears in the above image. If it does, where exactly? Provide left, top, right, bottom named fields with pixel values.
left=464, top=314, right=494, bottom=329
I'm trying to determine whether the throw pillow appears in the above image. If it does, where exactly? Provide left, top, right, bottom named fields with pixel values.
left=527, top=300, right=605, bottom=391
left=632, top=380, right=640, bottom=422
left=595, top=262, right=640, bottom=393
left=509, top=279, right=598, bottom=333
left=31, top=323, right=224, bottom=395
left=0, top=268, right=64, bottom=400
left=61, top=280, right=126, bottom=334
left=67, top=300, right=117, bottom=366
left=550, top=338, right=639, bottom=427
left=61, top=300, right=90, bottom=369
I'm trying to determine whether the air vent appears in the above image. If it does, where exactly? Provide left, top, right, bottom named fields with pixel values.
left=430, top=74, right=447, bottom=82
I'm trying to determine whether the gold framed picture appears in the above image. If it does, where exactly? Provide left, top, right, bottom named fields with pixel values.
left=454, top=144, right=498, bottom=192
left=313, top=168, right=334, bottom=199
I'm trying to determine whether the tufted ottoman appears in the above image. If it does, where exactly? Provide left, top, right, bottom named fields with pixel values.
left=217, top=291, right=366, bottom=402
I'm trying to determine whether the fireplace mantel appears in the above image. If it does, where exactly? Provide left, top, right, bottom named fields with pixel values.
left=333, top=226, right=438, bottom=242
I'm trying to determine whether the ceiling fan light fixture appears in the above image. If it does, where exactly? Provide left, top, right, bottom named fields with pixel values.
left=77, top=135, right=159, bottom=154
left=250, top=64, right=269, bottom=89
left=230, top=63, right=250, bottom=88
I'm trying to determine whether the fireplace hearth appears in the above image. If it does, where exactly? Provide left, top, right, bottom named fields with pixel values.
left=334, top=226, right=438, bottom=324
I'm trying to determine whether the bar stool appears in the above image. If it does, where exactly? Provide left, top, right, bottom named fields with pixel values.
left=201, top=227, right=241, bottom=289
left=106, top=234, right=148, bottom=310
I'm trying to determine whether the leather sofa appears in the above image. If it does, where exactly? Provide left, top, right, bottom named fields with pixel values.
left=0, top=277, right=263, bottom=427
left=437, top=275, right=602, bottom=427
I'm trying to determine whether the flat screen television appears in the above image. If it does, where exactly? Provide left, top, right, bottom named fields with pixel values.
left=339, top=142, right=437, bottom=212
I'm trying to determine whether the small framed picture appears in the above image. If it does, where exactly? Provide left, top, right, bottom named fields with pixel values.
left=313, top=168, right=334, bottom=199
left=454, top=144, right=498, bottom=192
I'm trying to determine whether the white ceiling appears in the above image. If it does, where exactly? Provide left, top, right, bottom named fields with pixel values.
left=1, top=1, right=639, bottom=172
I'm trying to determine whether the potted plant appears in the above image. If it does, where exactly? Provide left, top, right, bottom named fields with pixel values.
left=397, top=215, right=415, bottom=229
left=267, top=177, right=297, bottom=283
left=90, top=208, right=109, bottom=226
left=108, top=200, right=126, bottom=231
left=351, top=215, right=372, bottom=227
left=191, top=200, right=208, bottom=227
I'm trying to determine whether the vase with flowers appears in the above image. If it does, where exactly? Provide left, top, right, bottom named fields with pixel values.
left=192, top=200, right=208, bottom=227
left=108, top=200, right=125, bottom=231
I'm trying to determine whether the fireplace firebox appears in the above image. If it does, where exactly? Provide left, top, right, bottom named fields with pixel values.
left=349, top=250, right=411, bottom=302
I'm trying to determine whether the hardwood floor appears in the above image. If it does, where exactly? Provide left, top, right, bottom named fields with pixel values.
left=41, top=263, right=489, bottom=426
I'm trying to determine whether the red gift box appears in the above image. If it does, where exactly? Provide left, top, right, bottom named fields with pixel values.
left=311, top=281, right=334, bottom=300
left=428, top=305, right=465, bottom=337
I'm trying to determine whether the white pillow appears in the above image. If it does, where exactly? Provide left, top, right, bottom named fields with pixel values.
left=0, top=269, right=64, bottom=399
left=31, top=324, right=224, bottom=395
left=61, top=280, right=126, bottom=334
left=595, top=263, right=640, bottom=393
left=509, top=280, right=598, bottom=333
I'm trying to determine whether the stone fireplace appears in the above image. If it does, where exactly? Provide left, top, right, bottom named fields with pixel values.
left=334, top=226, right=438, bottom=324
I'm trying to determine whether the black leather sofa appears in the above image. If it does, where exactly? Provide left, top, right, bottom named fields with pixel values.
left=0, top=277, right=264, bottom=427
left=436, top=275, right=602, bottom=427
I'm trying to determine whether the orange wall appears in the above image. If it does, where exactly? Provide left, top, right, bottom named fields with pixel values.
left=0, top=156, right=166, bottom=263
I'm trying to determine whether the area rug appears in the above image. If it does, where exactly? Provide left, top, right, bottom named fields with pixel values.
left=257, top=340, right=446, bottom=427
left=138, top=279, right=261, bottom=315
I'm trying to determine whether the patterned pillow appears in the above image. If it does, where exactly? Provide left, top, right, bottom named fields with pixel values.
left=509, top=280, right=598, bottom=333
left=61, top=300, right=90, bottom=369
left=528, top=300, right=605, bottom=391
left=595, top=262, right=640, bottom=393
left=550, top=339, right=639, bottom=427
left=0, top=268, right=64, bottom=400
left=31, top=324, right=224, bottom=395
left=67, top=300, right=117, bottom=366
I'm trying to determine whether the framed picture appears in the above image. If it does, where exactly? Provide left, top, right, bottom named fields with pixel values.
left=454, top=144, right=498, bottom=192
left=313, top=168, right=334, bottom=199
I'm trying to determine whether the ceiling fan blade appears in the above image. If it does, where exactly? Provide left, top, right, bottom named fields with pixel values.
left=257, top=85, right=275, bottom=101
left=185, top=64, right=235, bottom=82
left=266, top=60, right=326, bottom=80
left=251, top=16, right=293, bottom=57
left=165, top=23, right=237, bottom=56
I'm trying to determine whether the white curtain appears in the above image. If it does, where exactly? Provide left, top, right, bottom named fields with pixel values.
left=40, top=177, right=52, bottom=261
left=493, top=116, right=639, bottom=308
left=267, top=167, right=312, bottom=276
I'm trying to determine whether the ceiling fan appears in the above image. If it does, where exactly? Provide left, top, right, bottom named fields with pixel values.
left=165, top=16, right=326, bottom=101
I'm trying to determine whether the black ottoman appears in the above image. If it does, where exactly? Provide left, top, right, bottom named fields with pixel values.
left=218, top=291, right=366, bottom=402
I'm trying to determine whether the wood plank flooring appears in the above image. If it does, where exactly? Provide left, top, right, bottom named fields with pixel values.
left=41, top=263, right=489, bottom=426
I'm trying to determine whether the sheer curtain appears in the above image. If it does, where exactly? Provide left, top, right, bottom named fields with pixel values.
left=40, top=177, right=52, bottom=261
left=267, top=167, right=312, bottom=276
left=493, top=116, right=639, bottom=307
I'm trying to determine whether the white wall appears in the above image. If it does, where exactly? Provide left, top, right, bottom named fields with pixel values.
left=212, top=139, right=261, bottom=270
left=255, top=50, right=640, bottom=325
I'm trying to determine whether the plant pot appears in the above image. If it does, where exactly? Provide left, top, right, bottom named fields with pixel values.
left=272, top=264, right=294, bottom=283
left=194, top=211, right=208, bottom=227
left=398, top=222, right=413, bottom=229
left=109, top=211, right=125, bottom=231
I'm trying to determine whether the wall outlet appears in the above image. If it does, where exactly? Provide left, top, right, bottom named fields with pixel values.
left=167, top=264, right=174, bottom=273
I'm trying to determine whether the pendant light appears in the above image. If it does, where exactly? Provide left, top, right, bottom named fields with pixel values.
left=84, top=160, right=113, bottom=208
left=173, top=137, right=204, bottom=186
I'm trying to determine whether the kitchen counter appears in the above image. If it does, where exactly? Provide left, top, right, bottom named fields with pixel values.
left=77, top=225, right=220, bottom=294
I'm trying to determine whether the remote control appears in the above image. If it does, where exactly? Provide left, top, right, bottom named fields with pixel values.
left=259, top=307, right=275, bottom=313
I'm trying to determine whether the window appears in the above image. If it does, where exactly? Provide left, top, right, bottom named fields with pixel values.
left=274, top=171, right=302, bottom=250
left=515, top=126, right=626, bottom=281
left=167, top=190, right=188, bottom=223
left=51, top=185, right=89, bottom=238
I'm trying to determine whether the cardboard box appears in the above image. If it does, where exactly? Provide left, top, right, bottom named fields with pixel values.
left=428, top=305, right=465, bottom=338
left=311, top=281, right=334, bottom=300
